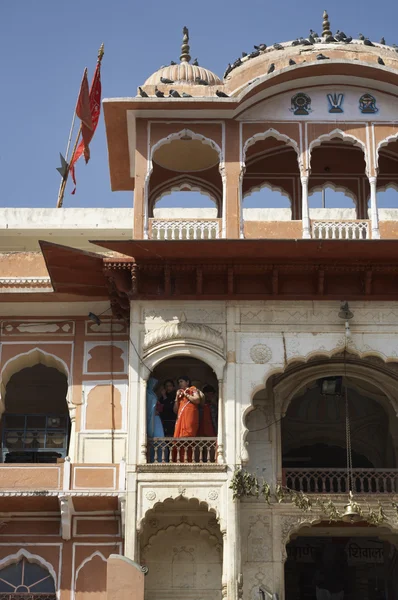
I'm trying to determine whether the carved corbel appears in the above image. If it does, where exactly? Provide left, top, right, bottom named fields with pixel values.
left=58, top=494, right=74, bottom=541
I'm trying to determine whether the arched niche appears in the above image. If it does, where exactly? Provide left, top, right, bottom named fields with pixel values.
left=1, top=351, right=71, bottom=463
left=309, top=182, right=358, bottom=220
left=139, top=496, right=223, bottom=599
left=308, top=131, right=368, bottom=219
left=242, top=130, right=301, bottom=222
left=142, top=343, right=225, bottom=382
left=146, top=130, right=224, bottom=236
left=0, top=348, right=70, bottom=407
left=150, top=178, right=221, bottom=218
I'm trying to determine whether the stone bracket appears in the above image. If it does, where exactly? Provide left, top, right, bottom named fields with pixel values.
left=58, top=494, right=74, bottom=541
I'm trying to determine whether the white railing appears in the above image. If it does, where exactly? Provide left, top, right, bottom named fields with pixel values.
left=150, top=219, right=220, bottom=240
left=283, top=468, right=398, bottom=494
left=312, top=220, right=370, bottom=240
left=147, top=437, right=217, bottom=464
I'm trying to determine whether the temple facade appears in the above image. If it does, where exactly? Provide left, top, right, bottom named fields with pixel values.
left=2, top=11, right=398, bottom=600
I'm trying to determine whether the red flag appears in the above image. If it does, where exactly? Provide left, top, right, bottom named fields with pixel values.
left=70, top=53, right=103, bottom=194
left=76, top=68, right=93, bottom=153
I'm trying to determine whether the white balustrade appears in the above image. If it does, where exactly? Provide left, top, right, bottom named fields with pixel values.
left=284, top=468, right=398, bottom=494
left=312, top=220, right=369, bottom=240
left=150, top=219, right=220, bottom=240
left=148, top=437, right=217, bottom=464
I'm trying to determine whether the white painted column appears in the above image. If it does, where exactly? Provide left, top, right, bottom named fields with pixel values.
left=224, top=304, right=242, bottom=599
left=217, top=378, right=225, bottom=463
left=369, top=176, right=380, bottom=239
left=124, top=301, right=144, bottom=561
left=301, top=175, right=311, bottom=239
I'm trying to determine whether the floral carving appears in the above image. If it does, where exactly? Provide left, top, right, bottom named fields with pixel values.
left=208, top=490, right=219, bottom=501
left=143, top=321, right=224, bottom=352
left=145, top=490, right=156, bottom=501
left=250, top=344, right=272, bottom=364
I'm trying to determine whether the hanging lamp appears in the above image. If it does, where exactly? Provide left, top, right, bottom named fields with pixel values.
left=339, top=302, right=362, bottom=523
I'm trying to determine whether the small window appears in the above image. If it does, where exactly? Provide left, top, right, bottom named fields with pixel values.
left=2, top=414, right=68, bottom=464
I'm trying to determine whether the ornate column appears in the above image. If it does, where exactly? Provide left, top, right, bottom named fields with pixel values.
left=369, top=175, right=381, bottom=239
left=301, top=175, right=311, bottom=239
left=67, top=408, right=76, bottom=462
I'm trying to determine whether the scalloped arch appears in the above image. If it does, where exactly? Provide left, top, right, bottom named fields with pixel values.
left=0, top=549, right=57, bottom=586
left=139, top=495, right=224, bottom=533
left=243, top=181, right=292, bottom=206
left=151, top=129, right=223, bottom=164
left=0, top=348, right=70, bottom=410
left=308, top=181, right=357, bottom=207
left=376, top=132, right=398, bottom=170
left=308, top=129, right=369, bottom=174
left=143, top=521, right=222, bottom=551
left=141, top=343, right=225, bottom=381
left=243, top=128, right=301, bottom=167
left=75, top=551, right=107, bottom=585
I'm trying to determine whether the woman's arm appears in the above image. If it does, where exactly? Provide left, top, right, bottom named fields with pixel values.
left=186, top=388, right=202, bottom=405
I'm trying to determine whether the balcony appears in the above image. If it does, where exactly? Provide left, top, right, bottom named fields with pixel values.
left=147, top=437, right=218, bottom=466
left=311, top=220, right=370, bottom=240
left=149, top=218, right=221, bottom=240
left=283, top=468, right=398, bottom=494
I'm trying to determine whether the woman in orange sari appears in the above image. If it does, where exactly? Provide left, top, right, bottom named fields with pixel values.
left=173, top=376, right=201, bottom=462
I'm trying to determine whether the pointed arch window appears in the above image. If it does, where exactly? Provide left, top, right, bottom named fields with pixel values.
left=0, top=558, right=56, bottom=600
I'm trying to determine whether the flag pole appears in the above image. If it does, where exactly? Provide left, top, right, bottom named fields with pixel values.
left=56, top=44, right=104, bottom=209
left=56, top=125, right=82, bottom=208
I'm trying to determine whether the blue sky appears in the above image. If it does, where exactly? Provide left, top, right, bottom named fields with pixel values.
left=1, top=0, right=398, bottom=209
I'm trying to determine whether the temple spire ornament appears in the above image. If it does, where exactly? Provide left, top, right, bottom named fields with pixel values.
left=322, top=10, right=332, bottom=37
left=180, top=26, right=191, bottom=63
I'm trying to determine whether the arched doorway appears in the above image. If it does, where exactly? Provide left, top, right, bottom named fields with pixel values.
left=2, top=364, right=70, bottom=463
left=140, top=497, right=222, bottom=600
left=147, top=356, right=219, bottom=464
left=281, top=375, right=396, bottom=494
left=285, top=528, right=397, bottom=599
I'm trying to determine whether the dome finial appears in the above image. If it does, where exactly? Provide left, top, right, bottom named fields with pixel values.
left=180, top=26, right=191, bottom=63
left=322, top=10, right=332, bottom=37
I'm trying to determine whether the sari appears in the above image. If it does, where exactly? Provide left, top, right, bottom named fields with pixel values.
left=173, top=386, right=199, bottom=462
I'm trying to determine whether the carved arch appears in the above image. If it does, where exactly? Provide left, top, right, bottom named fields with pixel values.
left=243, top=181, right=292, bottom=207
left=138, top=494, right=225, bottom=534
left=75, top=551, right=107, bottom=583
left=143, top=522, right=222, bottom=551
left=150, top=176, right=220, bottom=216
left=150, top=129, right=223, bottom=165
left=0, top=348, right=70, bottom=411
left=375, top=132, right=398, bottom=170
left=141, top=345, right=225, bottom=381
left=0, top=548, right=57, bottom=586
left=308, top=181, right=358, bottom=207
left=273, top=359, right=398, bottom=417
left=242, top=128, right=301, bottom=168
left=308, top=129, right=369, bottom=175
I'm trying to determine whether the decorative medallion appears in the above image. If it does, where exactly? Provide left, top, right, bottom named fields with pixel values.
left=290, top=92, right=312, bottom=115
left=145, top=490, right=156, bottom=501
left=250, top=344, right=272, bottom=364
left=327, top=93, right=344, bottom=113
left=208, top=490, right=219, bottom=501
left=359, top=93, right=378, bottom=114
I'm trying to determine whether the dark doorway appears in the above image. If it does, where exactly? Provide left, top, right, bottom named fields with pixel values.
left=285, top=536, right=394, bottom=599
